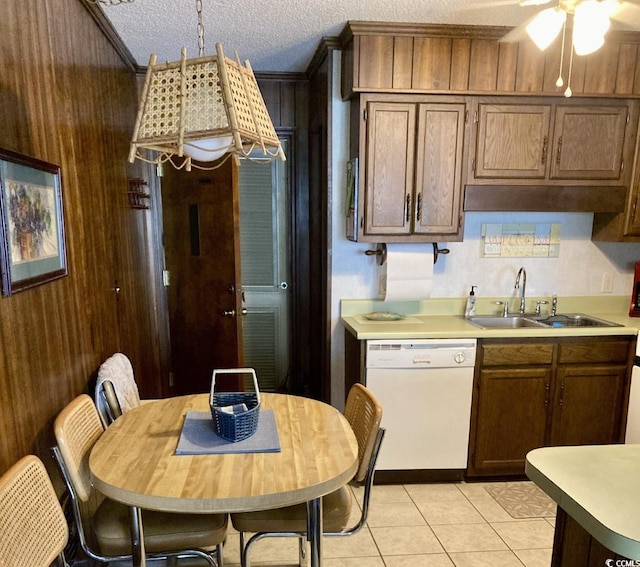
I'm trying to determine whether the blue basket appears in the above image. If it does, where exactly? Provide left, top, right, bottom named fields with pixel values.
left=209, top=368, right=261, bottom=442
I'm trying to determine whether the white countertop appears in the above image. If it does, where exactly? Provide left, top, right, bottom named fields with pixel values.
left=341, top=296, right=640, bottom=340
left=526, top=444, right=640, bottom=560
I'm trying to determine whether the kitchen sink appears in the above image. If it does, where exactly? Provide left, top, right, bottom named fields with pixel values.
left=464, top=315, right=548, bottom=329
left=535, top=313, right=623, bottom=328
left=464, top=313, right=622, bottom=329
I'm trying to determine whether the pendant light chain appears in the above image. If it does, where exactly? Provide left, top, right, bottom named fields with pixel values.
left=196, top=0, right=205, bottom=57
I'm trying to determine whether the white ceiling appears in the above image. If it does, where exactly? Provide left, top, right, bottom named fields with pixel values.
left=100, top=0, right=554, bottom=73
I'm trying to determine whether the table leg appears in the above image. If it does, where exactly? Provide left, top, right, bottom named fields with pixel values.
left=129, top=505, right=146, bottom=567
left=307, top=497, right=323, bottom=567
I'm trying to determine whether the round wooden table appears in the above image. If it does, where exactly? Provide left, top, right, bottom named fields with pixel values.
left=89, top=393, right=359, bottom=567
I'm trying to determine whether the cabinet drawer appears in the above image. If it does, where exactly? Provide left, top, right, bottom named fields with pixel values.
left=557, top=339, right=631, bottom=364
left=480, top=342, right=554, bottom=366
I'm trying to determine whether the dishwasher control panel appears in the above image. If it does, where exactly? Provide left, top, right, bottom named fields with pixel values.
left=366, top=338, right=477, bottom=368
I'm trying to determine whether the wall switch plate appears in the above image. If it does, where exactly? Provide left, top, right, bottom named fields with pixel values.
left=601, top=272, right=614, bottom=293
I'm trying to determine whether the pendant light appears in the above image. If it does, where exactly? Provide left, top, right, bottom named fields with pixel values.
left=128, top=0, right=285, bottom=171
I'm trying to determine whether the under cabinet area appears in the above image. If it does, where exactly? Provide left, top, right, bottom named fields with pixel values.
left=467, top=336, right=634, bottom=478
left=350, top=93, right=468, bottom=242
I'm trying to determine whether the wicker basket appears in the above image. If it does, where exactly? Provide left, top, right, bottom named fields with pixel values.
left=209, top=368, right=261, bottom=442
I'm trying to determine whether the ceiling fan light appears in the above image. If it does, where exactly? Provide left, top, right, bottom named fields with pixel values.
left=526, top=7, right=566, bottom=51
left=572, top=0, right=610, bottom=55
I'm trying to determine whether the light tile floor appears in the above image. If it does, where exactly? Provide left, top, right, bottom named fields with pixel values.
left=219, top=480, right=555, bottom=567
left=107, top=480, right=556, bottom=567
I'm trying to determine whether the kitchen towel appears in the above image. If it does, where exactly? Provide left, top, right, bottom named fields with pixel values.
left=176, top=409, right=281, bottom=454
left=384, top=243, right=434, bottom=301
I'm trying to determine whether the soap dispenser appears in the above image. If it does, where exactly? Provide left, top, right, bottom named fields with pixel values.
left=465, top=286, right=477, bottom=318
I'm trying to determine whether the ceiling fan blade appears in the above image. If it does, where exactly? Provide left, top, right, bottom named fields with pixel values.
left=611, top=1, right=640, bottom=28
left=519, top=0, right=553, bottom=6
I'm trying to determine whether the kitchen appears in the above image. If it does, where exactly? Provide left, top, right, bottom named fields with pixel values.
left=329, top=24, right=640, bottom=564
left=4, top=2, right=640, bottom=565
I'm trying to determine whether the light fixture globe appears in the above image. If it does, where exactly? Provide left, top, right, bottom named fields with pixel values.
left=572, top=0, right=612, bottom=55
left=183, top=135, right=234, bottom=162
left=526, top=7, right=567, bottom=51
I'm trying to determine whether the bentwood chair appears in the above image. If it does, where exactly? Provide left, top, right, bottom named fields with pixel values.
left=53, top=394, right=227, bottom=566
left=0, top=455, right=69, bottom=567
left=94, top=352, right=147, bottom=426
left=231, top=383, right=385, bottom=567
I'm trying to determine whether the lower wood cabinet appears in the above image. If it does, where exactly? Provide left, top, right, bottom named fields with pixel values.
left=467, top=337, right=634, bottom=477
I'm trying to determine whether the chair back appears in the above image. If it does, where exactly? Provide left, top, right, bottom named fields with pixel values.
left=95, top=353, right=140, bottom=425
left=343, top=383, right=383, bottom=483
left=54, top=394, right=105, bottom=503
left=0, top=455, right=68, bottom=567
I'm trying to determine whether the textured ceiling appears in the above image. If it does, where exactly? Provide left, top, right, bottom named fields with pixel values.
left=100, top=0, right=552, bottom=73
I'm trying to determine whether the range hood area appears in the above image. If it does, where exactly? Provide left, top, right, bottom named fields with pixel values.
left=463, top=185, right=628, bottom=213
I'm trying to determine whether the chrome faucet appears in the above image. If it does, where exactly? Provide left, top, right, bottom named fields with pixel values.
left=515, top=267, right=527, bottom=314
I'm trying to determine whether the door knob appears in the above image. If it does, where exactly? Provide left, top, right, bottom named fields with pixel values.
left=223, top=308, right=248, bottom=317
left=278, top=281, right=289, bottom=290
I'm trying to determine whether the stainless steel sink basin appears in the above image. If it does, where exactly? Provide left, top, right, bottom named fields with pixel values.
left=536, top=313, right=622, bottom=328
left=464, top=313, right=622, bottom=329
left=464, top=316, right=548, bottom=329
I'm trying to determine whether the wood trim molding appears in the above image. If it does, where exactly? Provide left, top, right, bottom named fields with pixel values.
left=80, top=0, right=140, bottom=73
left=340, top=21, right=640, bottom=45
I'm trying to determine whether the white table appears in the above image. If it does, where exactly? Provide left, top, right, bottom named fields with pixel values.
left=526, top=444, right=640, bottom=561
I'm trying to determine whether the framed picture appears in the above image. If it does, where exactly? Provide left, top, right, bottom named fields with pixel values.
left=0, top=149, right=67, bottom=295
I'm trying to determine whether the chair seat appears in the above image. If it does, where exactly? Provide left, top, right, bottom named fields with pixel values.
left=231, top=485, right=352, bottom=534
left=95, top=498, right=228, bottom=555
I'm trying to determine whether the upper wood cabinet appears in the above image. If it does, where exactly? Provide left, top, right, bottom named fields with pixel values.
left=473, top=103, right=551, bottom=179
left=351, top=93, right=468, bottom=242
left=471, top=98, right=632, bottom=183
left=552, top=105, right=628, bottom=180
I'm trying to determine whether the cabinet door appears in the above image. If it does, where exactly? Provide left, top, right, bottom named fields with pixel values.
left=550, top=105, right=628, bottom=180
left=468, top=367, right=551, bottom=476
left=624, top=183, right=640, bottom=236
left=364, top=102, right=416, bottom=235
left=550, top=365, right=627, bottom=446
left=474, top=104, right=551, bottom=179
left=414, top=103, right=465, bottom=235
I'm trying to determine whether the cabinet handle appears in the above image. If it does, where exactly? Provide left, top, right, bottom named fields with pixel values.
left=556, top=136, right=563, bottom=165
left=416, top=193, right=422, bottom=222
left=541, top=135, right=548, bottom=165
left=559, top=382, right=565, bottom=406
left=405, top=194, right=411, bottom=223
left=544, top=381, right=550, bottom=407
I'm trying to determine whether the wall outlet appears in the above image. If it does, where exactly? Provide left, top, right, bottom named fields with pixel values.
left=601, top=272, right=614, bottom=293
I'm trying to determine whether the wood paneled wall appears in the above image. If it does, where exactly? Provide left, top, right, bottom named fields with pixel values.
left=0, top=0, right=165, bottom=475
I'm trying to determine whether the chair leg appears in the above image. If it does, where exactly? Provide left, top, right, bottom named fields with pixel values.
left=298, top=535, right=307, bottom=567
left=167, top=557, right=178, bottom=567
left=216, top=542, right=224, bottom=567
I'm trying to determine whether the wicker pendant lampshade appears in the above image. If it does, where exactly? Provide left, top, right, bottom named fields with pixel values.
left=128, top=42, right=285, bottom=171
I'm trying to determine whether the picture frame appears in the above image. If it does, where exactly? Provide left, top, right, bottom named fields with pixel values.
left=0, top=148, right=67, bottom=295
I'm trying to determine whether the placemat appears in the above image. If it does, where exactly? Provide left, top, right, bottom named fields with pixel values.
left=176, top=409, right=281, bottom=454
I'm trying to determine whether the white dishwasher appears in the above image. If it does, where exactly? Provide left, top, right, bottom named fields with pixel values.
left=366, top=338, right=477, bottom=471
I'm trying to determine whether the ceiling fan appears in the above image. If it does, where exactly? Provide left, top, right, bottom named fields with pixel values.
left=500, top=0, right=640, bottom=95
